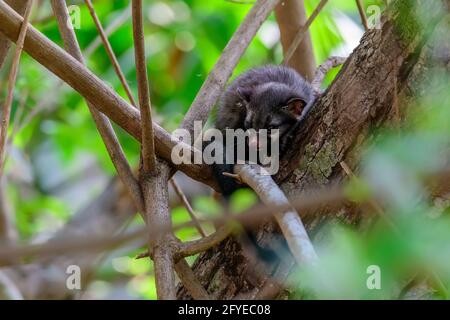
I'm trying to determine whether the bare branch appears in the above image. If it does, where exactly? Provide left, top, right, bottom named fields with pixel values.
left=179, top=225, right=233, bottom=258
left=132, top=0, right=157, bottom=174
left=356, top=0, right=369, bottom=31
left=282, top=0, right=329, bottom=67
left=50, top=0, right=144, bottom=213
left=0, top=0, right=33, bottom=177
left=84, top=4, right=131, bottom=58
left=170, top=178, right=206, bottom=237
left=234, top=164, right=318, bottom=266
left=180, top=0, right=281, bottom=136
left=174, top=260, right=211, bottom=300
left=0, top=0, right=28, bottom=69
left=84, top=0, right=137, bottom=107
left=275, top=0, right=316, bottom=80
left=141, top=164, right=176, bottom=300
left=0, top=1, right=217, bottom=188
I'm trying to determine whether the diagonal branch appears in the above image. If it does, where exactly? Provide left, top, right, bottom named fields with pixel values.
left=0, top=0, right=33, bottom=177
left=0, top=0, right=217, bottom=188
left=180, top=0, right=281, bottom=136
left=275, top=0, right=316, bottom=80
left=84, top=0, right=137, bottom=107
left=234, top=164, right=318, bottom=266
left=50, top=0, right=144, bottom=213
left=0, top=0, right=28, bottom=69
left=282, top=0, right=328, bottom=66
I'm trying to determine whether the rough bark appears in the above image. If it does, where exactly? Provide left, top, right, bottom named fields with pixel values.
left=177, top=0, right=450, bottom=299
left=1, top=0, right=448, bottom=300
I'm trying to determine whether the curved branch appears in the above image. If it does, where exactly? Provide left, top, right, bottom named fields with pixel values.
left=234, top=164, right=318, bottom=266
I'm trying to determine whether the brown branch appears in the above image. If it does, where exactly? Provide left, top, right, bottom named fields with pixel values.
left=356, top=0, right=369, bottom=31
left=50, top=0, right=144, bottom=213
left=0, top=0, right=33, bottom=177
left=84, top=0, right=137, bottom=107
left=0, top=0, right=28, bottom=69
left=174, top=260, right=211, bottom=300
left=0, top=184, right=347, bottom=266
left=275, top=0, right=316, bottom=80
left=14, top=165, right=447, bottom=268
left=132, top=0, right=157, bottom=174
left=141, top=164, right=176, bottom=300
left=170, top=178, right=206, bottom=237
left=0, top=270, right=23, bottom=300
left=84, top=4, right=131, bottom=58
left=138, top=224, right=232, bottom=260
left=179, top=225, right=233, bottom=258
left=282, top=0, right=328, bottom=67
left=180, top=0, right=281, bottom=136
left=0, top=0, right=217, bottom=189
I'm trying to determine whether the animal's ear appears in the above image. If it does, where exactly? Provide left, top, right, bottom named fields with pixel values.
left=236, top=87, right=252, bottom=102
left=283, top=98, right=306, bottom=119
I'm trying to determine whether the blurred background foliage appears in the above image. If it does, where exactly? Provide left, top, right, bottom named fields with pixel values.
left=3, top=0, right=450, bottom=300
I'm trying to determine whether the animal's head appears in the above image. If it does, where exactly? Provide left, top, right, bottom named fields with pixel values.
left=236, top=81, right=314, bottom=148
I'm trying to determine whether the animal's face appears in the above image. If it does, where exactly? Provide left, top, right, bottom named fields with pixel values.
left=237, top=82, right=312, bottom=147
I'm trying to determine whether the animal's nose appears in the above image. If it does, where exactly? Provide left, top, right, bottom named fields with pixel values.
left=244, top=120, right=251, bottom=130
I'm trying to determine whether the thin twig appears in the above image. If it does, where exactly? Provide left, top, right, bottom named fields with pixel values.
left=84, top=0, right=137, bottom=107
left=170, top=178, right=206, bottom=237
left=4, top=90, right=28, bottom=166
left=282, top=0, right=329, bottom=66
left=356, top=0, right=369, bottom=31
left=180, top=0, right=281, bottom=137
left=0, top=183, right=348, bottom=266
left=50, top=0, right=144, bottom=213
left=84, top=4, right=131, bottom=58
left=132, top=0, right=156, bottom=174
left=0, top=0, right=33, bottom=177
left=137, top=224, right=232, bottom=260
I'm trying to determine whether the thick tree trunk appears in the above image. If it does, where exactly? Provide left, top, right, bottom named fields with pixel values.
left=177, top=0, right=450, bottom=299
left=1, top=0, right=448, bottom=300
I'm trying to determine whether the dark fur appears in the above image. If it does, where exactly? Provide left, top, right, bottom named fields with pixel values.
left=212, top=65, right=315, bottom=196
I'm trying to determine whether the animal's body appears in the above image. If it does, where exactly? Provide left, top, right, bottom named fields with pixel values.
left=212, top=65, right=315, bottom=196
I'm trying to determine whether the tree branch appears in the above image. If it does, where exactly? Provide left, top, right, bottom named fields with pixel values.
left=0, top=0, right=28, bottom=69
left=235, top=164, right=318, bottom=266
left=0, top=1, right=217, bottom=189
left=50, top=0, right=144, bottom=213
left=84, top=0, right=137, bottom=107
left=275, top=0, right=318, bottom=80
left=180, top=0, right=281, bottom=136
left=0, top=0, right=33, bottom=177
left=132, top=0, right=157, bottom=173
left=281, top=0, right=328, bottom=69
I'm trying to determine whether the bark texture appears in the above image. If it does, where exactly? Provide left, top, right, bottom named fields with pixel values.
left=177, top=0, right=450, bottom=299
